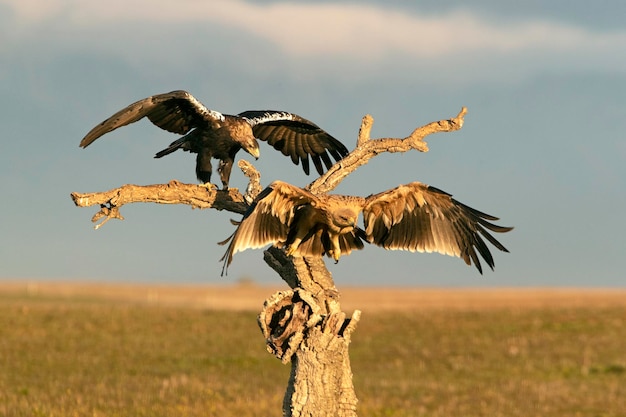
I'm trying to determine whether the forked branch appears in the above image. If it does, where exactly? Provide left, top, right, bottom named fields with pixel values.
left=308, top=107, right=467, bottom=194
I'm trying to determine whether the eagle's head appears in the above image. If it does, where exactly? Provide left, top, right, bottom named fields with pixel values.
left=331, top=208, right=359, bottom=233
left=231, top=122, right=260, bottom=159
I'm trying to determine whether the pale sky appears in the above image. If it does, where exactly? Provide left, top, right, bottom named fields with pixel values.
left=1, top=0, right=625, bottom=287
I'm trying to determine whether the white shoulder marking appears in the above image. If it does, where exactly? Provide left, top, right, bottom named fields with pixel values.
left=182, top=91, right=225, bottom=122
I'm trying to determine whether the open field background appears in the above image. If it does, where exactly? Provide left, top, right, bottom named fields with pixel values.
left=2, top=281, right=626, bottom=312
left=1, top=281, right=625, bottom=416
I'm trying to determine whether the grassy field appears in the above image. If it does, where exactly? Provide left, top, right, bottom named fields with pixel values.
left=1, top=283, right=625, bottom=416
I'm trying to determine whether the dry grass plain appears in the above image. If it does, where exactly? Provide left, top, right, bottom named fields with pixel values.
left=2, top=280, right=625, bottom=312
left=1, top=281, right=625, bottom=416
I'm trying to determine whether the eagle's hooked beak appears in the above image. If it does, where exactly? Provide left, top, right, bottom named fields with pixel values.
left=249, top=144, right=260, bottom=160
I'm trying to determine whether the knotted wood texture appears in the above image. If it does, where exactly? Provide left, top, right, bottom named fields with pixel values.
left=71, top=109, right=467, bottom=416
left=258, top=286, right=361, bottom=417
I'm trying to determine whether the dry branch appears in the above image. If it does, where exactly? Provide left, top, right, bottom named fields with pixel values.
left=308, top=107, right=467, bottom=194
left=71, top=181, right=246, bottom=229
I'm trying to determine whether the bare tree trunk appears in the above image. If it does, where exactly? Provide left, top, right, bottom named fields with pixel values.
left=260, top=248, right=360, bottom=416
left=71, top=109, right=467, bottom=416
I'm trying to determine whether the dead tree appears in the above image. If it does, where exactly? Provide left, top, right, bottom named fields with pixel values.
left=71, top=108, right=467, bottom=416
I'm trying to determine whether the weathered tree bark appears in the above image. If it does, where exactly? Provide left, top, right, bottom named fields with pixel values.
left=71, top=109, right=467, bottom=416
left=260, top=248, right=360, bottom=416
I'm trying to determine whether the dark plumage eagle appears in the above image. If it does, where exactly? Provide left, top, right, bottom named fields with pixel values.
left=80, top=90, right=349, bottom=189
left=220, top=181, right=512, bottom=275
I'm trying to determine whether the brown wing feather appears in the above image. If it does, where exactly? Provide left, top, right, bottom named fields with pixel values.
left=219, top=181, right=319, bottom=274
left=79, top=90, right=220, bottom=148
left=294, top=227, right=327, bottom=257
left=363, top=182, right=512, bottom=274
left=239, top=112, right=349, bottom=176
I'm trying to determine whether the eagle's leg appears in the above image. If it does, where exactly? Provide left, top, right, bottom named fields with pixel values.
left=196, top=150, right=215, bottom=187
left=218, top=158, right=234, bottom=190
left=328, top=234, right=342, bottom=263
left=284, top=238, right=303, bottom=257
left=284, top=206, right=319, bottom=257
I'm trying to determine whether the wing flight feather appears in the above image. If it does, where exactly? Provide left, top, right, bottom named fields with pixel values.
left=363, top=182, right=512, bottom=273
left=239, top=110, right=349, bottom=176
left=80, top=90, right=223, bottom=148
left=220, top=181, right=319, bottom=274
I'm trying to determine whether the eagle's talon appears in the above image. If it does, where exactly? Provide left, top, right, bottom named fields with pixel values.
left=284, top=245, right=297, bottom=257
left=200, top=182, right=218, bottom=190
left=328, top=249, right=341, bottom=264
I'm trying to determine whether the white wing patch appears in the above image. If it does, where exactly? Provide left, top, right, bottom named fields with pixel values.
left=242, top=111, right=295, bottom=127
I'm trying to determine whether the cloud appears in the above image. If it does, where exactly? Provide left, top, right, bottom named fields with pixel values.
left=4, top=0, right=626, bottom=83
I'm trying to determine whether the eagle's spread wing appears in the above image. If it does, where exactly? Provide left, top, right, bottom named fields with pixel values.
left=219, top=181, right=319, bottom=274
left=80, top=90, right=224, bottom=148
left=238, top=111, right=349, bottom=176
left=363, top=182, right=512, bottom=274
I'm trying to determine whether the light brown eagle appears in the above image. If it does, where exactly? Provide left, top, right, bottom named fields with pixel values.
left=220, top=181, right=513, bottom=275
left=80, top=90, right=349, bottom=189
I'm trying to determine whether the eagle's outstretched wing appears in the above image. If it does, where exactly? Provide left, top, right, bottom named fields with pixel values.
left=238, top=111, right=350, bottom=176
left=219, top=181, right=319, bottom=274
left=80, top=90, right=224, bottom=148
left=363, top=182, right=513, bottom=274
